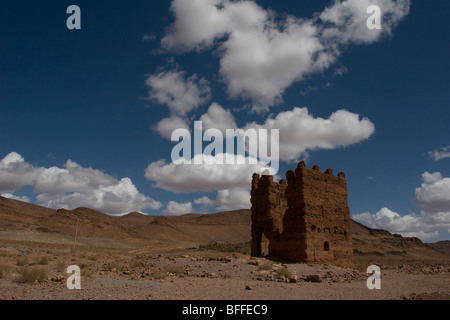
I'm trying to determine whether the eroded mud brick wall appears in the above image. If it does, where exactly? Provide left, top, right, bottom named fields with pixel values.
left=250, top=174, right=289, bottom=259
left=251, top=161, right=353, bottom=266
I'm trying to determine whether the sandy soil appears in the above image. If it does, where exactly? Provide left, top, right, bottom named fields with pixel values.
left=1, top=242, right=449, bottom=300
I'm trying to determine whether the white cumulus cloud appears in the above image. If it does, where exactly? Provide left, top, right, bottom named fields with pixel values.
left=245, top=107, right=375, bottom=162
left=145, top=153, right=274, bottom=194
left=0, top=152, right=162, bottom=216
left=161, top=0, right=410, bottom=111
left=146, top=67, right=211, bottom=115
left=1, top=193, right=30, bottom=203
left=352, top=207, right=449, bottom=241
left=195, top=186, right=251, bottom=211
left=160, top=105, right=374, bottom=160
left=33, top=160, right=116, bottom=195
left=200, top=103, right=237, bottom=133
left=0, top=152, right=40, bottom=192
left=163, top=200, right=193, bottom=216
left=399, top=231, right=440, bottom=241
left=353, top=171, right=450, bottom=242
left=319, top=0, right=410, bottom=45
left=154, top=114, right=191, bottom=140
left=414, top=172, right=450, bottom=212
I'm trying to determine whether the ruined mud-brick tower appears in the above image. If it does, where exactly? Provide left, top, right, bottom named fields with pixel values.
left=251, top=161, right=353, bottom=266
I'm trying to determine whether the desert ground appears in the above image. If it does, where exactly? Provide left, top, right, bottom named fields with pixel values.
left=0, top=196, right=449, bottom=300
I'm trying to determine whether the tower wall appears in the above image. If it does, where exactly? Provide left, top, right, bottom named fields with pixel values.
left=251, top=161, right=353, bottom=266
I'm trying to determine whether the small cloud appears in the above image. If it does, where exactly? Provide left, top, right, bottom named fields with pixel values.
left=46, top=152, right=57, bottom=160
left=153, top=114, right=190, bottom=140
left=1, top=193, right=30, bottom=203
left=300, top=86, right=318, bottom=97
left=162, top=201, right=193, bottom=216
left=333, top=65, right=348, bottom=77
left=194, top=187, right=251, bottom=212
left=367, top=176, right=374, bottom=180
left=428, top=146, right=450, bottom=162
left=145, top=67, right=211, bottom=116
left=400, top=230, right=439, bottom=241
left=142, top=34, right=157, bottom=42
left=199, top=103, right=237, bottom=133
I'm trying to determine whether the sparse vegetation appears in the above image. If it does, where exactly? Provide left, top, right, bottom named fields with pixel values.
left=164, top=262, right=186, bottom=275
left=258, top=261, right=273, bottom=271
left=199, top=242, right=247, bottom=254
left=16, top=257, right=29, bottom=266
left=15, top=267, right=47, bottom=284
left=276, top=267, right=292, bottom=278
left=56, top=262, right=66, bottom=273
left=38, top=257, right=48, bottom=265
left=0, top=264, right=10, bottom=278
left=0, top=251, right=13, bottom=258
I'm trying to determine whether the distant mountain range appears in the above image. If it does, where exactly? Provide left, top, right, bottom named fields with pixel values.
left=1, top=195, right=449, bottom=265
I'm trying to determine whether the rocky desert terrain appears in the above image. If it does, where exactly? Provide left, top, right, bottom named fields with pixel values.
left=0, top=196, right=449, bottom=300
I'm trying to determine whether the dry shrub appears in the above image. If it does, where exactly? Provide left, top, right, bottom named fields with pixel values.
left=15, top=267, right=47, bottom=284
left=258, top=261, right=273, bottom=271
left=276, top=267, right=292, bottom=278
left=0, top=264, right=10, bottom=278
left=16, top=257, right=29, bottom=266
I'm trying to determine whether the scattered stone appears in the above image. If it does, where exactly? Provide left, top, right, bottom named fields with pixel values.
left=16, top=248, right=29, bottom=255
left=289, top=275, right=299, bottom=283
left=245, top=285, right=252, bottom=290
left=248, top=260, right=258, bottom=266
left=305, top=275, right=321, bottom=283
left=51, top=275, right=64, bottom=282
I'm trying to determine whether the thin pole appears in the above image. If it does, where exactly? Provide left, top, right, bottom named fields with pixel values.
left=73, top=216, right=79, bottom=251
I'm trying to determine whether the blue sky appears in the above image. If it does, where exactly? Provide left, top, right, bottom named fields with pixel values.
left=1, top=0, right=449, bottom=242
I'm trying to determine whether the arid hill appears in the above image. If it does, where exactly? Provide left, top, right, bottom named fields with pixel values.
left=427, top=241, right=450, bottom=256
left=0, top=196, right=448, bottom=266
